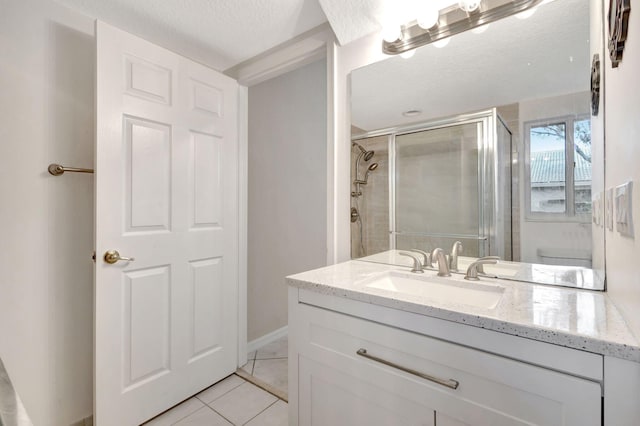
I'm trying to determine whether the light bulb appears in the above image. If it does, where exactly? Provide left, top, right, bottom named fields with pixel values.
left=471, top=23, right=490, bottom=34
left=459, top=0, right=481, bottom=13
left=382, top=25, right=402, bottom=43
left=515, top=7, right=537, bottom=19
left=433, top=37, right=450, bottom=48
left=417, top=7, right=439, bottom=30
left=400, top=49, right=415, bottom=59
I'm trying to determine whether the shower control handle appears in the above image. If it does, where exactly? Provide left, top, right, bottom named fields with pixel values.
left=350, top=207, right=359, bottom=222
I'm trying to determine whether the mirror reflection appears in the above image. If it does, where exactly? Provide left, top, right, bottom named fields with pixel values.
left=349, top=0, right=604, bottom=289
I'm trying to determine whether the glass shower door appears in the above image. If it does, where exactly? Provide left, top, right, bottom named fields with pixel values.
left=393, top=121, right=488, bottom=257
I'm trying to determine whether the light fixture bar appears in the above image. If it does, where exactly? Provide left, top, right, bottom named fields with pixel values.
left=382, top=0, right=544, bottom=55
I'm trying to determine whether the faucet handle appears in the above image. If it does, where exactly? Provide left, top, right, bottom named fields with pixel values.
left=465, top=258, right=498, bottom=281
left=430, top=248, right=451, bottom=277
left=449, top=241, right=463, bottom=271
left=399, top=252, right=424, bottom=274
left=475, top=256, right=501, bottom=274
left=451, top=241, right=463, bottom=254
left=409, top=249, right=432, bottom=267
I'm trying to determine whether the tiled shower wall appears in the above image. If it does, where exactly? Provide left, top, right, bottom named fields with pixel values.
left=352, top=108, right=520, bottom=262
left=351, top=136, right=389, bottom=258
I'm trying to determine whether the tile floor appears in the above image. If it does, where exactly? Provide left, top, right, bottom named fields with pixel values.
left=143, top=335, right=289, bottom=426
left=240, top=335, right=288, bottom=398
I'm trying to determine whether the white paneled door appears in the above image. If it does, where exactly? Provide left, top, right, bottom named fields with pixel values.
left=95, top=21, right=239, bottom=425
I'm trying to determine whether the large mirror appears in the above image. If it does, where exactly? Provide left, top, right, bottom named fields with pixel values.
left=349, top=0, right=605, bottom=289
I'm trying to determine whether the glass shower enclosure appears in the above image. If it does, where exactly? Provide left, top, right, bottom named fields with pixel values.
left=351, top=109, right=512, bottom=260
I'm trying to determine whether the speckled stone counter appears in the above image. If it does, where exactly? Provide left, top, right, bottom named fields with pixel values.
left=0, top=358, right=32, bottom=426
left=287, top=260, right=640, bottom=362
left=359, top=249, right=605, bottom=290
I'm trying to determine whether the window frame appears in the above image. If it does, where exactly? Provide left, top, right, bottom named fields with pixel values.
left=523, top=114, right=591, bottom=222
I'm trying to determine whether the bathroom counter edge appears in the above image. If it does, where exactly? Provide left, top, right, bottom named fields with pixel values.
left=287, top=260, right=640, bottom=362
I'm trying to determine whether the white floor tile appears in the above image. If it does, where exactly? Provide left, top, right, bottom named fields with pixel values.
left=252, top=359, right=288, bottom=395
left=248, top=350, right=257, bottom=360
left=244, top=400, right=288, bottom=426
left=173, top=406, right=232, bottom=426
left=143, top=397, right=205, bottom=425
left=196, top=375, right=245, bottom=404
left=208, top=382, right=277, bottom=425
left=240, top=359, right=254, bottom=375
left=255, top=336, right=288, bottom=360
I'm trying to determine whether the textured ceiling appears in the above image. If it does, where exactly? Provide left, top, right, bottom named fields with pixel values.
left=317, top=0, right=460, bottom=45
left=55, top=0, right=329, bottom=70
left=351, top=0, right=591, bottom=131
left=316, top=0, right=384, bottom=45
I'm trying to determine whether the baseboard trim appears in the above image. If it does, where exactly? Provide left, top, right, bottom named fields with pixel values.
left=247, top=325, right=288, bottom=353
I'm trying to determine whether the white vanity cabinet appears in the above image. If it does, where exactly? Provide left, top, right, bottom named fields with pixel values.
left=289, top=288, right=604, bottom=426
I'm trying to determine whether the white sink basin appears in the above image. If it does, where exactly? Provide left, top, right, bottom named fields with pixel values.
left=360, top=271, right=505, bottom=310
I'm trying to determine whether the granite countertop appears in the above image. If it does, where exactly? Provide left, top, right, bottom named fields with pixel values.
left=358, top=250, right=605, bottom=290
left=0, top=358, right=32, bottom=426
left=287, top=260, right=640, bottom=362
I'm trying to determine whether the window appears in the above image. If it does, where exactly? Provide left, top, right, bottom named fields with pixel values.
left=525, top=116, right=591, bottom=220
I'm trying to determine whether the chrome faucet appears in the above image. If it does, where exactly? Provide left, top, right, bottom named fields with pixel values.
left=399, top=252, right=424, bottom=273
left=465, top=258, right=498, bottom=281
left=449, top=241, right=463, bottom=272
left=476, top=256, right=501, bottom=276
left=430, top=248, right=451, bottom=277
left=409, top=249, right=432, bottom=268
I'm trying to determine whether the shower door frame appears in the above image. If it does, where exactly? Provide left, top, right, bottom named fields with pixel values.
left=352, top=109, right=505, bottom=258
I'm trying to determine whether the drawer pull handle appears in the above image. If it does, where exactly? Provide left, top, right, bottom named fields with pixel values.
left=356, top=348, right=459, bottom=390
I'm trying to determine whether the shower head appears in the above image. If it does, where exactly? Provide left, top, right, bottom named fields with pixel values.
left=354, top=161, right=379, bottom=185
left=353, top=142, right=375, bottom=161
left=360, top=162, right=379, bottom=183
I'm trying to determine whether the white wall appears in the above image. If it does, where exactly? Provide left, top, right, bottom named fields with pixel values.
left=518, top=92, right=594, bottom=264
left=335, top=33, right=387, bottom=261
left=604, top=0, right=640, bottom=338
left=247, top=59, right=327, bottom=341
left=0, top=1, right=94, bottom=424
left=0, top=1, right=235, bottom=423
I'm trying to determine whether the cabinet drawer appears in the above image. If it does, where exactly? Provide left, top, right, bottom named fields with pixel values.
left=294, top=303, right=601, bottom=426
left=298, top=357, right=436, bottom=426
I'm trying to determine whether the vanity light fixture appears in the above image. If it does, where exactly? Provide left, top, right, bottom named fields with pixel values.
left=515, top=6, right=538, bottom=19
left=382, top=0, right=543, bottom=56
left=382, top=25, right=403, bottom=43
left=417, top=5, right=440, bottom=30
left=433, top=38, right=451, bottom=48
left=471, top=23, right=490, bottom=34
left=400, top=49, right=416, bottom=59
left=459, top=0, right=482, bottom=13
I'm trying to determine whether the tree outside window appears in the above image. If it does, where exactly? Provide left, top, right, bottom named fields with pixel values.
left=526, top=117, right=591, bottom=220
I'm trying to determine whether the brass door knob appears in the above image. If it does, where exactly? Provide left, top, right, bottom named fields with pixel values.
left=104, top=250, right=135, bottom=264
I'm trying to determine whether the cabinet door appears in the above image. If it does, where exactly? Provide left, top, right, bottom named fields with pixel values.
left=293, top=303, right=602, bottom=426
left=299, top=356, right=435, bottom=426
